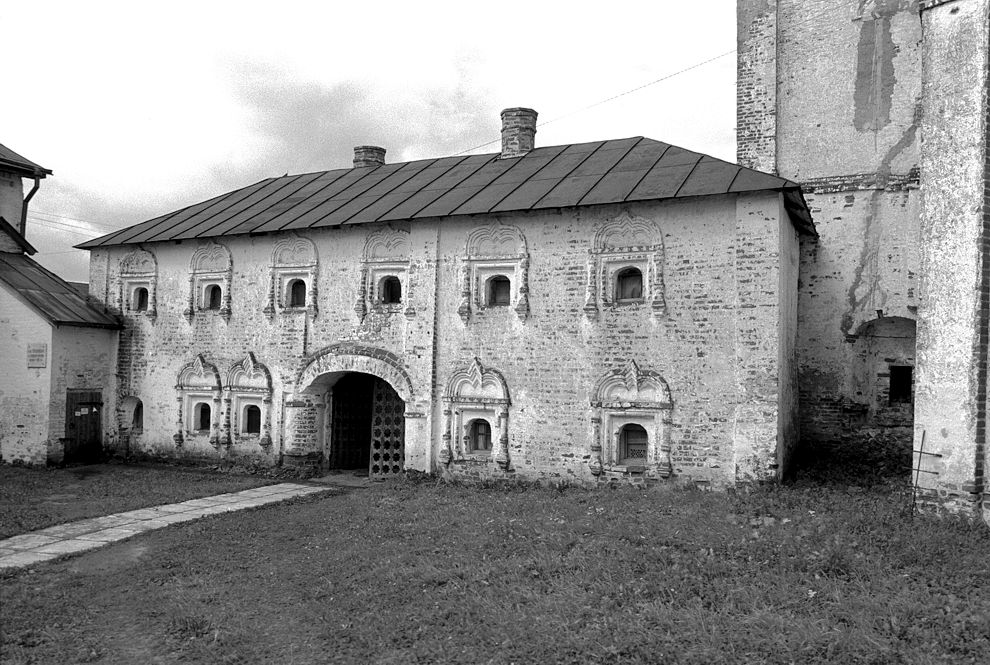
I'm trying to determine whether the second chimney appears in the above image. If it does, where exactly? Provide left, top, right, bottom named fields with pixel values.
left=353, top=145, right=386, bottom=168
left=500, top=108, right=537, bottom=158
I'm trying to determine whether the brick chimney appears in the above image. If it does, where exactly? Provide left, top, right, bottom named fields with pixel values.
left=500, top=108, right=538, bottom=158
left=353, top=145, right=386, bottom=168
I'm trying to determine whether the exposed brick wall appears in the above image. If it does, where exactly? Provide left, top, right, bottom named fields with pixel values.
left=737, top=0, right=778, bottom=173
left=738, top=0, right=924, bottom=455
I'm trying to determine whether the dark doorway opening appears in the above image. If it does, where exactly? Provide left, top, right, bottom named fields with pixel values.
left=328, top=373, right=405, bottom=478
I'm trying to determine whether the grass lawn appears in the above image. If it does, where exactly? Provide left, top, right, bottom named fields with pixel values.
left=1, top=475, right=987, bottom=664
left=0, top=462, right=278, bottom=538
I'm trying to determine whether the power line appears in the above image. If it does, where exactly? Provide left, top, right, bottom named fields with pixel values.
left=27, top=217, right=102, bottom=237
left=30, top=209, right=118, bottom=231
left=453, top=0, right=864, bottom=157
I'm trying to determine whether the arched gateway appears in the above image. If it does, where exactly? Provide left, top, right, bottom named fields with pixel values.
left=284, top=344, right=415, bottom=478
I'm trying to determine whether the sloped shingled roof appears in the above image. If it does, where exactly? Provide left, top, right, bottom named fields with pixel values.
left=0, top=253, right=120, bottom=329
left=78, top=137, right=813, bottom=249
left=0, top=142, right=52, bottom=177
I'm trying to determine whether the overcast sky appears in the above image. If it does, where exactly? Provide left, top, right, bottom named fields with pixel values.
left=3, top=0, right=737, bottom=282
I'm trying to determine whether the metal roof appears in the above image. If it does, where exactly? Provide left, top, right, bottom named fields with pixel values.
left=0, top=143, right=52, bottom=177
left=78, top=137, right=814, bottom=249
left=0, top=253, right=120, bottom=329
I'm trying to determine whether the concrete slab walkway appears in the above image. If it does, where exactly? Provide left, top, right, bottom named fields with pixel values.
left=0, top=482, right=330, bottom=572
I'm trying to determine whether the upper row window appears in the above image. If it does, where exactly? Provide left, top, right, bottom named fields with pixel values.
left=204, top=284, right=223, bottom=310
left=486, top=276, right=511, bottom=307
left=176, top=260, right=644, bottom=317
left=288, top=279, right=307, bottom=308
left=615, top=268, right=643, bottom=302
left=380, top=276, right=402, bottom=305
left=132, top=287, right=149, bottom=312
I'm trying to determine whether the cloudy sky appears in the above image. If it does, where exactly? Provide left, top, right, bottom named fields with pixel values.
left=3, top=0, right=737, bottom=282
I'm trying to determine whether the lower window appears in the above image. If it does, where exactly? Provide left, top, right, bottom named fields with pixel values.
left=618, top=424, right=648, bottom=465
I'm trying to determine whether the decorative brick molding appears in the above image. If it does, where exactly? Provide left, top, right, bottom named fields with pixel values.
left=356, top=228, right=413, bottom=321
left=295, top=342, right=415, bottom=402
left=264, top=235, right=318, bottom=320
left=224, top=352, right=273, bottom=450
left=590, top=360, right=673, bottom=477
left=184, top=242, right=232, bottom=323
left=441, top=358, right=511, bottom=469
left=174, top=354, right=222, bottom=448
left=584, top=212, right=666, bottom=319
left=458, top=222, right=530, bottom=323
left=118, top=248, right=158, bottom=321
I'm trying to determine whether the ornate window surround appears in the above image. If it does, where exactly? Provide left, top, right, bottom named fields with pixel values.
left=264, top=235, right=319, bottom=319
left=184, top=242, right=233, bottom=323
left=590, top=360, right=673, bottom=477
left=356, top=228, right=413, bottom=320
left=174, top=354, right=222, bottom=448
left=584, top=211, right=666, bottom=319
left=119, top=248, right=158, bottom=320
left=458, top=222, right=530, bottom=323
left=223, top=352, right=273, bottom=450
left=440, top=358, right=511, bottom=469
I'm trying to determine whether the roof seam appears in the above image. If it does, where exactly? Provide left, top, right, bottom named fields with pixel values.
left=139, top=179, right=277, bottom=244
left=573, top=138, right=643, bottom=208
left=369, top=156, right=472, bottom=222
left=255, top=169, right=353, bottom=233
left=191, top=173, right=314, bottom=239
left=295, top=164, right=393, bottom=230
left=337, top=160, right=439, bottom=226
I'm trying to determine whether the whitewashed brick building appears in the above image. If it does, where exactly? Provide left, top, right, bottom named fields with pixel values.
left=79, top=109, right=814, bottom=486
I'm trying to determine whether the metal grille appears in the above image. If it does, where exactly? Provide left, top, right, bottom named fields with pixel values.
left=370, top=379, right=405, bottom=478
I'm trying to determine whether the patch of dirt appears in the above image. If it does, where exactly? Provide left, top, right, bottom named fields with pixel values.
left=68, top=541, right=153, bottom=575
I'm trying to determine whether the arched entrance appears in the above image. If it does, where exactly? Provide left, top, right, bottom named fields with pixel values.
left=293, top=344, right=414, bottom=479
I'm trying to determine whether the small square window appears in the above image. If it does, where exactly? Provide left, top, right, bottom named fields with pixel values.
left=193, top=402, right=212, bottom=431
left=615, top=268, right=643, bottom=302
left=618, top=424, right=648, bottom=465
left=380, top=276, right=402, bottom=304
left=889, top=365, right=913, bottom=404
left=243, top=404, right=262, bottom=434
left=486, top=276, right=511, bottom=306
left=287, top=279, right=307, bottom=308
left=470, top=419, right=492, bottom=452
left=203, top=284, right=222, bottom=310
left=133, top=287, right=149, bottom=311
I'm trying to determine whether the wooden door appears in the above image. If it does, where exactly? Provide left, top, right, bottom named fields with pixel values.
left=64, top=390, right=103, bottom=464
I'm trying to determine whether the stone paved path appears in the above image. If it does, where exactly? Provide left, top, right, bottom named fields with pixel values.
left=0, top=483, right=330, bottom=571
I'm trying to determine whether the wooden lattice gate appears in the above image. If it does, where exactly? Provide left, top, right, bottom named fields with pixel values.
left=369, top=378, right=405, bottom=478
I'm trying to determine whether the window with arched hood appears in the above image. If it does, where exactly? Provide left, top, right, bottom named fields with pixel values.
left=175, top=354, right=222, bottom=448
left=590, top=360, right=674, bottom=478
left=614, top=268, right=643, bottom=302
left=380, top=276, right=402, bottom=304
left=186, top=242, right=232, bottom=322
left=226, top=352, right=274, bottom=449
left=486, top=275, right=511, bottom=307
left=120, top=248, right=158, bottom=320
left=288, top=279, right=307, bottom=307
left=441, top=358, right=511, bottom=469
left=134, top=287, right=149, bottom=312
